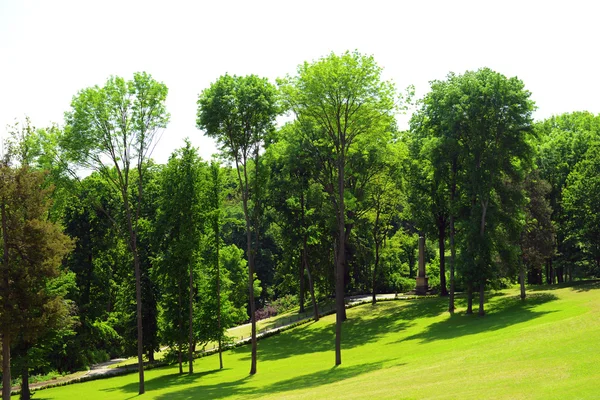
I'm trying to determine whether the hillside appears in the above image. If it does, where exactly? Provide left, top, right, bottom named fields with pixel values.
left=27, top=281, right=600, bottom=399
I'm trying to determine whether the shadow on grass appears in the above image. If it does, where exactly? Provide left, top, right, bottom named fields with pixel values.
left=152, top=359, right=402, bottom=400
left=101, top=368, right=224, bottom=396
left=528, top=279, right=600, bottom=292
left=399, top=292, right=558, bottom=344
left=233, top=297, right=447, bottom=363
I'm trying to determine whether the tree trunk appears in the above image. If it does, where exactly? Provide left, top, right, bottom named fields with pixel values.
left=216, top=216, right=223, bottom=370
left=372, top=239, right=380, bottom=305
left=233, top=154, right=258, bottom=375
left=335, top=150, right=345, bottom=366
left=438, top=217, right=448, bottom=296
left=243, top=198, right=257, bottom=375
left=122, top=194, right=145, bottom=394
left=2, top=334, right=10, bottom=400
left=305, top=259, right=319, bottom=322
left=20, top=363, right=30, bottom=400
left=342, top=223, right=351, bottom=322
left=188, top=260, right=194, bottom=374
left=148, top=350, right=155, bottom=363
left=466, top=284, right=473, bottom=315
left=178, top=281, right=183, bottom=375
left=408, top=250, right=416, bottom=278
left=477, top=199, right=488, bottom=316
left=178, top=345, right=183, bottom=375
left=372, top=208, right=381, bottom=305
left=2, top=199, right=12, bottom=400
left=299, top=252, right=305, bottom=313
left=520, top=263, right=526, bottom=300
left=557, top=266, right=564, bottom=283
left=478, top=282, right=485, bottom=316
left=299, top=190, right=317, bottom=320
left=448, top=164, right=457, bottom=314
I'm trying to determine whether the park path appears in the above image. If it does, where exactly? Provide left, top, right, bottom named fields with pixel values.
left=14, top=293, right=399, bottom=393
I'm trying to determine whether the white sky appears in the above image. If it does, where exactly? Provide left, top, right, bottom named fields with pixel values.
left=1, top=0, right=598, bottom=164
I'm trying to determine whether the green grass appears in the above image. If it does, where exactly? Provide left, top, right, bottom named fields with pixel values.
left=109, top=304, right=330, bottom=369
left=225, top=301, right=334, bottom=342
left=24, top=281, right=600, bottom=399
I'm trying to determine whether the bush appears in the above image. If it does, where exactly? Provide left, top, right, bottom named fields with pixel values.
left=255, top=304, right=277, bottom=321
left=395, top=276, right=415, bottom=293
left=271, top=294, right=298, bottom=314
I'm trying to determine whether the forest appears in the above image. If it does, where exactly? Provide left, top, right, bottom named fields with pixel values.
left=1, top=51, right=599, bottom=398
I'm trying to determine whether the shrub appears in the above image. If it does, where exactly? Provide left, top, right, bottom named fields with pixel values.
left=271, top=294, right=298, bottom=314
left=255, top=304, right=277, bottom=321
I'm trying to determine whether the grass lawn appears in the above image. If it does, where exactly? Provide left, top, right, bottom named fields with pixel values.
left=25, top=281, right=600, bottom=399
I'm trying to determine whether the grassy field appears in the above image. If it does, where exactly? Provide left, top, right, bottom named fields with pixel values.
left=24, top=281, right=600, bottom=399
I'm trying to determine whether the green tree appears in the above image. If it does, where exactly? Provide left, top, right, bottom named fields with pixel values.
left=520, top=171, right=555, bottom=297
left=412, top=68, right=535, bottom=315
left=563, top=140, right=600, bottom=275
left=536, top=112, right=600, bottom=282
left=0, top=165, right=74, bottom=400
left=263, top=122, right=321, bottom=320
left=154, top=142, right=206, bottom=374
left=405, top=130, right=451, bottom=297
left=366, top=142, right=405, bottom=304
left=280, top=51, right=397, bottom=365
left=62, top=72, right=168, bottom=394
left=61, top=173, right=126, bottom=370
left=197, top=74, right=279, bottom=375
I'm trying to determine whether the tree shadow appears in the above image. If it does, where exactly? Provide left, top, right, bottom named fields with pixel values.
left=570, top=279, right=600, bottom=292
left=100, top=368, right=224, bottom=395
left=399, top=292, right=558, bottom=344
left=528, top=279, right=600, bottom=292
left=234, top=297, right=447, bottom=363
left=153, top=359, right=403, bottom=400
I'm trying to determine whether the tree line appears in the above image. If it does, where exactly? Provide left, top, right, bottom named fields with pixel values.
left=1, top=51, right=599, bottom=398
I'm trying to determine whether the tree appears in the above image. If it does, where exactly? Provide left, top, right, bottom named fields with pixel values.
left=279, top=51, right=397, bottom=365
left=405, top=131, right=451, bottom=297
left=563, top=140, right=600, bottom=275
left=207, top=161, right=225, bottom=368
left=412, top=68, right=535, bottom=315
left=263, top=122, right=321, bottom=320
left=365, top=141, right=405, bottom=304
left=536, top=112, right=600, bottom=282
left=197, top=74, right=279, bottom=375
left=59, top=170, right=137, bottom=372
left=62, top=72, right=169, bottom=394
left=520, top=171, right=555, bottom=297
left=155, top=142, right=206, bottom=374
left=0, top=165, right=74, bottom=400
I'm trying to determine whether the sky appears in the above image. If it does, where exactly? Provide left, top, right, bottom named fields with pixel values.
left=1, top=0, right=598, bottom=164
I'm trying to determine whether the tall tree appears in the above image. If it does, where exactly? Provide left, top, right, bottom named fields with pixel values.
left=264, top=122, right=321, bottom=320
left=405, top=131, right=450, bottom=297
left=366, top=141, right=405, bottom=304
left=62, top=72, right=169, bottom=394
left=155, top=142, right=206, bottom=374
left=279, top=51, right=397, bottom=365
left=207, top=161, right=225, bottom=368
left=563, top=140, right=600, bottom=275
left=197, top=74, right=279, bottom=375
left=0, top=165, right=73, bottom=400
left=520, top=171, right=555, bottom=297
left=536, top=112, right=600, bottom=282
left=412, top=68, right=535, bottom=315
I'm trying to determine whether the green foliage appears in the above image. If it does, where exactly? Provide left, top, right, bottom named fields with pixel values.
left=0, top=165, right=75, bottom=396
left=154, top=142, right=206, bottom=360
left=563, top=141, right=600, bottom=274
left=536, top=112, right=600, bottom=281
left=412, top=67, right=536, bottom=307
